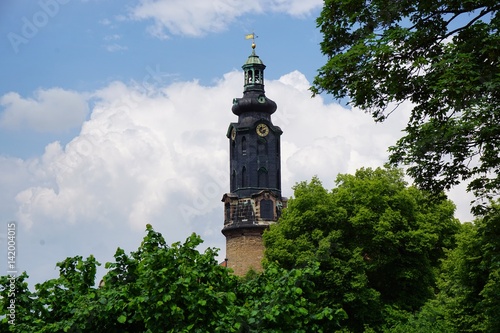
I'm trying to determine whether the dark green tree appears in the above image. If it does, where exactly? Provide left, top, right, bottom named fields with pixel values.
left=312, top=0, right=500, bottom=212
left=264, top=167, right=460, bottom=332
left=437, top=202, right=500, bottom=333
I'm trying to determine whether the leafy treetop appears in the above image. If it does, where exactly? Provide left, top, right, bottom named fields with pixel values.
left=312, top=0, right=500, bottom=213
left=264, top=167, right=460, bottom=332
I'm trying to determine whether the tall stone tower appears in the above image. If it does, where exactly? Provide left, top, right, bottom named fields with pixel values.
left=221, top=42, right=286, bottom=276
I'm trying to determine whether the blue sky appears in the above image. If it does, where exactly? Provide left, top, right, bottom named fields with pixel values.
left=1, top=0, right=325, bottom=158
left=0, top=0, right=473, bottom=286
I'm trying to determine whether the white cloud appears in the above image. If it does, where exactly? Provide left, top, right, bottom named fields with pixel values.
left=130, top=0, right=322, bottom=38
left=104, top=43, right=128, bottom=52
left=0, top=69, right=473, bottom=286
left=99, top=18, right=112, bottom=26
left=269, top=0, right=323, bottom=17
left=0, top=88, right=89, bottom=133
left=104, top=34, right=121, bottom=41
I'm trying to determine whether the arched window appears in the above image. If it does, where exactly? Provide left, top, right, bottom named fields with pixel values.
left=231, top=140, right=235, bottom=159
left=248, top=70, right=254, bottom=84
left=242, top=136, right=247, bottom=156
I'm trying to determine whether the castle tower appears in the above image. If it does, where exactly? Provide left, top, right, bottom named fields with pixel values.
left=221, top=42, right=286, bottom=276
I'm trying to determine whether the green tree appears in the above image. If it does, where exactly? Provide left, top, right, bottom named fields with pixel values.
left=437, top=202, right=500, bottom=333
left=264, top=167, right=460, bottom=332
left=0, top=256, right=101, bottom=333
left=0, top=226, right=239, bottom=332
left=236, top=263, right=338, bottom=332
left=102, top=228, right=239, bottom=332
left=0, top=272, right=36, bottom=332
left=381, top=300, right=453, bottom=333
left=1, top=225, right=342, bottom=332
left=312, top=0, right=500, bottom=211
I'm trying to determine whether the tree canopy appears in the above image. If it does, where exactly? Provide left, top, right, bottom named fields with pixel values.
left=312, top=0, right=500, bottom=212
left=3, top=171, right=500, bottom=331
left=263, top=167, right=460, bottom=332
left=0, top=225, right=334, bottom=332
left=388, top=200, right=500, bottom=333
left=436, top=202, right=500, bottom=332
left=1, top=228, right=239, bottom=332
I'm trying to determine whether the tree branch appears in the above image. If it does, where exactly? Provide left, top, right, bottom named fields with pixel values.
left=440, top=5, right=500, bottom=41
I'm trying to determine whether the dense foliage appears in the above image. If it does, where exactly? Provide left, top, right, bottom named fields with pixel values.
left=0, top=225, right=332, bottom=332
left=435, top=202, right=500, bottom=332
left=264, top=167, right=460, bottom=331
left=386, top=202, right=500, bottom=333
left=312, top=0, right=500, bottom=212
left=2, top=171, right=499, bottom=332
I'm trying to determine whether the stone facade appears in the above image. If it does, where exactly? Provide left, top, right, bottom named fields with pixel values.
left=224, top=227, right=266, bottom=276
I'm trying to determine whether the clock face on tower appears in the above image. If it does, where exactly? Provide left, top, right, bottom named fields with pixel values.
left=256, top=123, right=269, bottom=137
left=231, top=128, right=236, bottom=140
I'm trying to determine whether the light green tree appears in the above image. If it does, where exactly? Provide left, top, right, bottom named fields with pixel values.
left=0, top=227, right=239, bottom=332
left=0, top=225, right=338, bottom=332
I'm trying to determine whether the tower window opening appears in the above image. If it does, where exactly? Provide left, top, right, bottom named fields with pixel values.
left=242, top=136, right=247, bottom=155
left=246, top=70, right=254, bottom=85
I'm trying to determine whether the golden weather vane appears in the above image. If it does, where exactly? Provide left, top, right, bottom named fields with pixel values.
left=245, top=32, right=258, bottom=49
